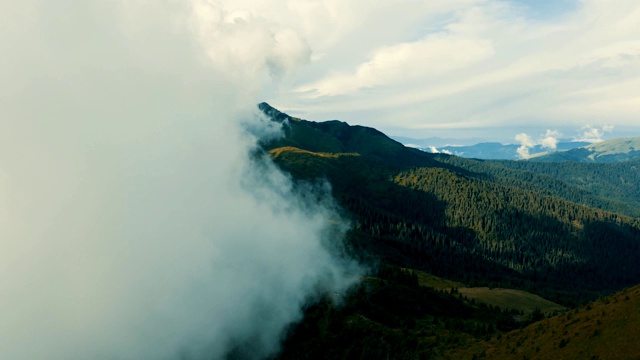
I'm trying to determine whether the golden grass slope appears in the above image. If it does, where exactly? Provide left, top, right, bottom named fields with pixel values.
left=268, top=146, right=360, bottom=159
left=446, top=284, right=640, bottom=360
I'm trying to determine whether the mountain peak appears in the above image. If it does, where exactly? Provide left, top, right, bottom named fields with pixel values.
left=258, top=102, right=290, bottom=123
left=258, top=102, right=435, bottom=167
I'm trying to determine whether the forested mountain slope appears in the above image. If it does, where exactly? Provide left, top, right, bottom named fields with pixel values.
left=259, top=103, right=640, bottom=359
left=489, top=158, right=640, bottom=217
left=259, top=103, right=640, bottom=305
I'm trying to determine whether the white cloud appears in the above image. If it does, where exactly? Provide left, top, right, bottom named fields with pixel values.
left=577, top=124, right=615, bottom=143
left=0, top=1, right=357, bottom=359
left=515, top=129, right=563, bottom=159
left=297, top=34, right=494, bottom=97
left=189, top=1, right=312, bottom=82
left=264, top=0, right=640, bottom=139
left=540, top=129, right=561, bottom=149
left=515, top=133, right=535, bottom=158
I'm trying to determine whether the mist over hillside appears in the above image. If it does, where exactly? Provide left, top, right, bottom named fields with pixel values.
left=0, top=3, right=358, bottom=360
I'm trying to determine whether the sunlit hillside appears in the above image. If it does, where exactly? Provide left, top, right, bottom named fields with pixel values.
left=447, top=285, right=640, bottom=360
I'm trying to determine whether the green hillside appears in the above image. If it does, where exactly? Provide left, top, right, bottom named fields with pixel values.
left=492, top=158, right=640, bottom=217
left=258, top=103, right=640, bottom=359
left=260, top=103, right=640, bottom=303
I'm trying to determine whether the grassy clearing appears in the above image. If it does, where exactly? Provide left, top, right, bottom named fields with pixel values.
left=406, top=269, right=465, bottom=290
left=459, top=287, right=565, bottom=315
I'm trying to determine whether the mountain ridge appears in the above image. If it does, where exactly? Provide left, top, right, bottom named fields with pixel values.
left=258, top=103, right=640, bottom=359
left=259, top=102, right=438, bottom=168
left=393, top=134, right=640, bottom=162
left=259, top=103, right=640, bottom=303
left=530, top=137, right=640, bottom=162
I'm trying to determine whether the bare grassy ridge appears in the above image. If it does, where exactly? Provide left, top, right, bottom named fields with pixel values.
left=446, top=284, right=640, bottom=360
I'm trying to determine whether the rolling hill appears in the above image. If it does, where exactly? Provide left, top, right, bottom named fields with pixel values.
left=530, top=137, right=640, bottom=163
left=447, top=284, right=640, bottom=359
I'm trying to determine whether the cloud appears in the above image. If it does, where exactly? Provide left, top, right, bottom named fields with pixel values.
left=577, top=124, right=615, bottom=142
left=426, top=146, right=452, bottom=155
left=189, top=2, right=312, bottom=82
left=515, top=133, right=536, bottom=158
left=264, top=0, right=640, bottom=139
left=515, top=129, right=563, bottom=159
left=540, top=129, right=561, bottom=149
left=297, top=33, right=494, bottom=97
left=0, top=1, right=357, bottom=359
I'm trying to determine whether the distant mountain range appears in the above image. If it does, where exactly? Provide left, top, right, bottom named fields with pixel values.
left=390, top=136, right=486, bottom=148
left=393, top=136, right=640, bottom=162
left=440, top=141, right=589, bottom=160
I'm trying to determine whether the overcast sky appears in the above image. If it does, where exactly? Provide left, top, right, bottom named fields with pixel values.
left=240, top=0, right=640, bottom=143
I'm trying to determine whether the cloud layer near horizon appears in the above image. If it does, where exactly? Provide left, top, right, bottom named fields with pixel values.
left=0, top=1, right=357, bottom=359
left=257, top=0, right=640, bottom=139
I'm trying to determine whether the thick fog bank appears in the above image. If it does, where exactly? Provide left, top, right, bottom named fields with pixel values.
left=0, top=1, right=358, bottom=359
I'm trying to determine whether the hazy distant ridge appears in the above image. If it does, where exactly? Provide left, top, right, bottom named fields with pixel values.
left=392, top=136, right=591, bottom=160
left=530, top=137, right=640, bottom=162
